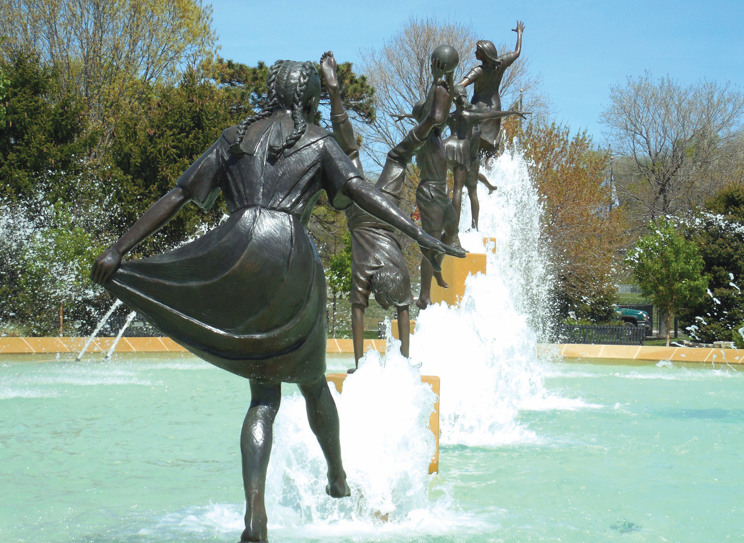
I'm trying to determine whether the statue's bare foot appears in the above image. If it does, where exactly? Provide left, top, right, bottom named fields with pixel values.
left=420, top=248, right=442, bottom=273
left=326, top=473, right=351, bottom=498
left=239, top=524, right=268, bottom=543
left=434, top=271, right=448, bottom=288
left=416, top=296, right=431, bottom=310
left=347, top=367, right=357, bottom=374
left=320, top=51, right=339, bottom=90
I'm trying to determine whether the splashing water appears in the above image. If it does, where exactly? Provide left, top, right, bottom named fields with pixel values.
left=265, top=332, right=443, bottom=530
left=105, top=310, right=137, bottom=359
left=458, top=149, right=554, bottom=340
left=412, top=148, right=557, bottom=447
left=262, top=147, right=558, bottom=528
left=76, top=299, right=123, bottom=360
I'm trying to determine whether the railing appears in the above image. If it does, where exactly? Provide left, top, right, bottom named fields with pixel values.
left=558, top=324, right=646, bottom=345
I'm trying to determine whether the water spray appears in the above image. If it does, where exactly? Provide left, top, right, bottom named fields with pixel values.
left=76, top=299, right=123, bottom=361
left=104, top=311, right=137, bottom=359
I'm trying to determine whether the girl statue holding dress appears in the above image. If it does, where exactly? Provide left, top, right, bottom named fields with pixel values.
left=90, top=59, right=464, bottom=543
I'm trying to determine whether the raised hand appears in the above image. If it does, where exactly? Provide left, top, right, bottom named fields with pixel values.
left=430, top=56, right=446, bottom=79
left=513, top=20, right=525, bottom=34
left=320, top=51, right=339, bottom=92
left=90, top=247, right=122, bottom=285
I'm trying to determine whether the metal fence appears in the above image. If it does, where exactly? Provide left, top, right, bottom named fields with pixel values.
left=558, top=324, right=646, bottom=345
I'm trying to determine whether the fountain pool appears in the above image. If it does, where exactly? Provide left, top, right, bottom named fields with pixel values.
left=1, top=352, right=742, bottom=542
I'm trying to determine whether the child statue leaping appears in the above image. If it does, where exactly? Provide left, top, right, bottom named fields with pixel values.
left=320, top=51, right=453, bottom=368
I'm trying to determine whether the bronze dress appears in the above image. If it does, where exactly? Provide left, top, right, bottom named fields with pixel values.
left=105, top=111, right=360, bottom=383
left=444, top=111, right=483, bottom=189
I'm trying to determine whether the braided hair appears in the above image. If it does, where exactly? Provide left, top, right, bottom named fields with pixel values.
left=229, top=60, right=321, bottom=158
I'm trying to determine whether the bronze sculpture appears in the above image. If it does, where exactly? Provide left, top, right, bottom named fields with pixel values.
left=409, top=45, right=460, bottom=310
left=320, top=51, right=453, bottom=368
left=445, top=84, right=527, bottom=230
left=457, top=21, right=524, bottom=157
left=90, top=59, right=464, bottom=542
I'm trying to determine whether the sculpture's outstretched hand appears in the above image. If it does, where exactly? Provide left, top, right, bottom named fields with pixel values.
left=513, top=20, right=525, bottom=34
left=91, top=247, right=122, bottom=285
left=417, top=230, right=467, bottom=273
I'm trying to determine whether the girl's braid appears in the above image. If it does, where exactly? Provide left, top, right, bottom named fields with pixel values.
left=269, top=61, right=313, bottom=159
left=229, top=60, right=284, bottom=155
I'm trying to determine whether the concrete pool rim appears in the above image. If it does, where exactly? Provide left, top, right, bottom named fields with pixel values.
left=0, top=337, right=742, bottom=364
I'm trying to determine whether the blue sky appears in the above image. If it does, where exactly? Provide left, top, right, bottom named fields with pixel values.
left=209, top=0, right=744, bottom=143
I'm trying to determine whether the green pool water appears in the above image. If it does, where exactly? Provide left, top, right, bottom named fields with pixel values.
left=1, top=353, right=742, bottom=542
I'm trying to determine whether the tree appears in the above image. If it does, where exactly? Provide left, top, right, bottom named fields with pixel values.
left=503, top=118, right=629, bottom=322
left=627, top=217, right=708, bottom=346
left=326, top=232, right=353, bottom=339
left=677, top=184, right=744, bottom=343
left=0, top=201, right=107, bottom=336
left=213, top=57, right=376, bottom=128
left=103, top=68, right=242, bottom=256
left=0, top=0, right=217, bottom=149
left=600, top=73, right=744, bottom=232
left=358, top=16, right=548, bottom=169
left=0, top=64, right=9, bottom=128
left=0, top=51, right=95, bottom=208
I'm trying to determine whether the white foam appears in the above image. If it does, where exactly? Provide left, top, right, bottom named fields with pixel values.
left=0, top=387, right=57, bottom=400
left=265, top=338, right=441, bottom=525
left=409, top=150, right=559, bottom=448
left=147, top=500, right=499, bottom=541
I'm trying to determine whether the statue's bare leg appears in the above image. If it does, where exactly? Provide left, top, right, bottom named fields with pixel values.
left=433, top=268, right=449, bottom=289
left=417, top=256, right=434, bottom=310
left=298, top=376, right=350, bottom=498
left=478, top=171, right=497, bottom=193
left=451, top=167, right=466, bottom=230
left=240, top=381, right=281, bottom=543
left=396, top=305, right=410, bottom=358
left=468, top=186, right=480, bottom=231
left=350, top=303, right=365, bottom=371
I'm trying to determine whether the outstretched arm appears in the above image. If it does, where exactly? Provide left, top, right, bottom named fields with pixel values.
left=499, top=21, right=525, bottom=67
left=462, top=109, right=530, bottom=122
left=90, top=187, right=191, bottom=284
left=391, top=113, right=416, bottom=123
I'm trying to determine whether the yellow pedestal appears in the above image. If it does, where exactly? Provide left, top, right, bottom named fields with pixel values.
left=430, top=237, right=495, bottom=306
left=326, top=373, right=441, bottom=474
left=390, top=320, right=416, bottom=339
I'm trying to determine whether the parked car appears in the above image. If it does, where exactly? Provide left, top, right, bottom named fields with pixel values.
left=614, top=305, right=650, bottom=332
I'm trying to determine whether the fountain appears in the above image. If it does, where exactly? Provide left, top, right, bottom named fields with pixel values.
left=74, top=300, right=123, bottom=361
left=104, top=311, right=137, bottom=359
left=1, top=147, right=742, bottom=543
